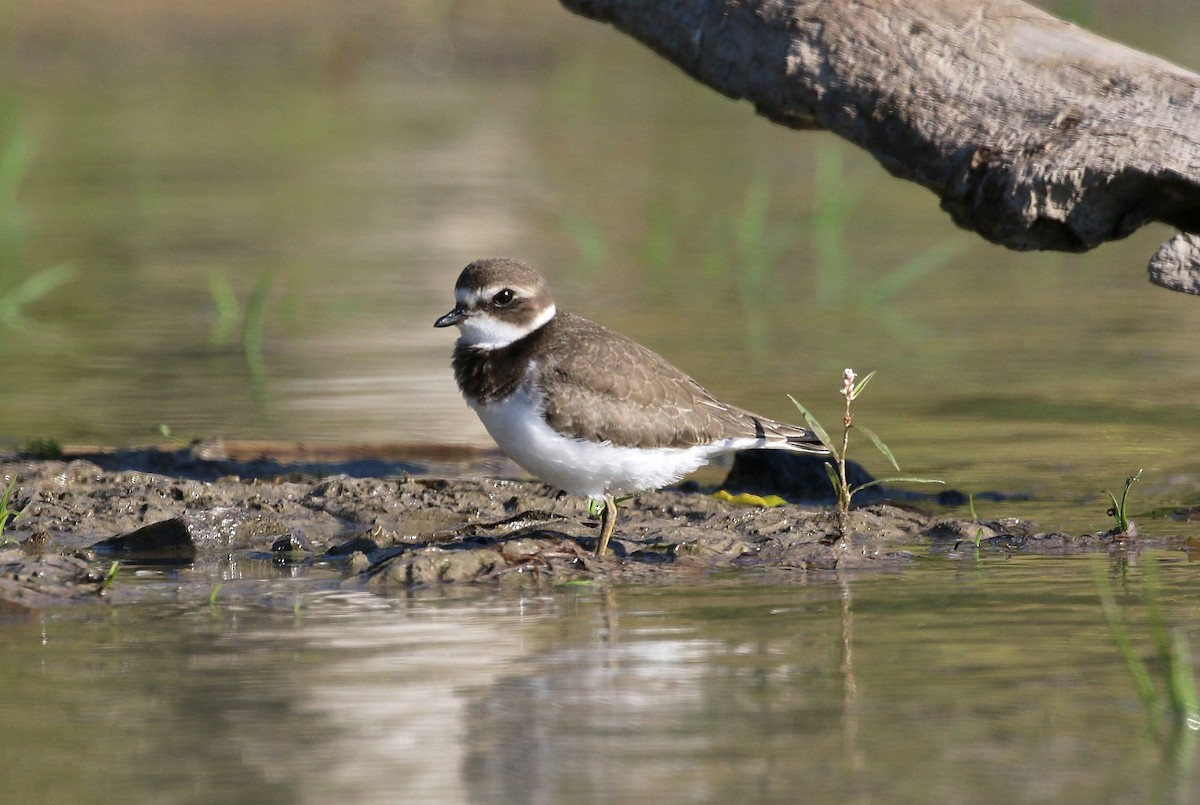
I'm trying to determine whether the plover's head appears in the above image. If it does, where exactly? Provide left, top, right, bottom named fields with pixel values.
left=434, top=258, right=557, bottom=349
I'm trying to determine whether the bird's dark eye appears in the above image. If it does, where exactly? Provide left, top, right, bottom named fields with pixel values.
left=492, top=289, right=515, bottom=306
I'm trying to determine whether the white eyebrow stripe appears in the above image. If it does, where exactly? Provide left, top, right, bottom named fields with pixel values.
left=457, top=285, right=536, bottom=307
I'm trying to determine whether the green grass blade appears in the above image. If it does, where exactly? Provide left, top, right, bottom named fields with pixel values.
left=734, top=178, right=771, bottom=283
left=812, top=143, right=855, bottom=307
left=1103, top=489, right=1123, bottom=530
left=561, top=213, right=609, bottom=278
left=0, top=128, right=33, bottom=207
left=850, top=369, right=877, bottom=400
left=822, top=461, right=841, bottom=495
left=0, top=474, right=19, bottom=534
left=788, top=394, right=836, bottom=454
left=1141, top=558, right=1180, bottom=716
left=638, top=205, right=677, bottom=279
left=861, top=237, right=970, bottom=306
left=1122, top=469, right=1142, bottom=505
left=101, top=560, right=120, bottom=591
left=1168, top=628, right=1198, bottom=722
left=854, top=424, right=900, bottom=471
left=242, top=271, right=273, bottom=379
left=208, top=270, right=240, bottom=345
left=1095, top=566, right=1161, bottom=720
left=0, top=264, right=76, bottom=327
left=1119, top=469, right=1141, bottom=529
left=851, top=476, right=945, bottom=495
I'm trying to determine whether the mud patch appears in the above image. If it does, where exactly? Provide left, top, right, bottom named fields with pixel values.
left=0, top=447, right=1167, bottom=607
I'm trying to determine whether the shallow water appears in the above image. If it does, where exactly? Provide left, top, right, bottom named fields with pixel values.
left=2, top=552, right=1197, bottom=804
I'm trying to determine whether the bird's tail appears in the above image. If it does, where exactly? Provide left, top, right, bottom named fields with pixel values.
left=750, top=416, right=830, bottom=455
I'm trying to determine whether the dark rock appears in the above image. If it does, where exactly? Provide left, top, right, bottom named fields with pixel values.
left=325, top=535, right=380, bottom=557
left=925, top=519, right=999, bottom=543
left=933, top=488, right=970, bottom=506
left=935, top=488, right=1029, bottom=506
left=90, top=517, right=197, bottom=560
left=271, top=532, right=314, bottom=553
left=721, top=451, right=880, bottom=503
left=63, top=446, right=426, bottom=484
left=1170, top=505, right=1200, bottom=521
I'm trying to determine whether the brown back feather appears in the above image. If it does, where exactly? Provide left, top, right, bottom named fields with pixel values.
left=455, top=312, right=823, bottom=451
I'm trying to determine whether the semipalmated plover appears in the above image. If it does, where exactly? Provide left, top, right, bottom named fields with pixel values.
left=434, top=257, right=828, bottom=556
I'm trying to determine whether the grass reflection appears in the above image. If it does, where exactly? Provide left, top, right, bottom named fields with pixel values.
left=208, top=268, right=275, bottom=392
left=1096, top=554, right=1199, bottom=742
left=0, top=97, right=75, bottom=331
left=562, top=143, right=969, bottom=360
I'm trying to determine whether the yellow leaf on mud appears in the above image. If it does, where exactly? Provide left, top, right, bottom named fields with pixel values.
left=712, top=490, right=786, bottom=508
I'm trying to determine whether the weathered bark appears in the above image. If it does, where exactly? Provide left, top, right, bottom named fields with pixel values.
left=560, top=0, right=1200, bottom=294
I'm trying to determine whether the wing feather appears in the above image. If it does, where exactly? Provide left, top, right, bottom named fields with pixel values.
left=538, top=313, right=823, bottom=451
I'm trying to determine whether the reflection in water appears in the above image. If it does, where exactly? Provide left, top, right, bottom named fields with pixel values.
left=453, top=559, right=1200, bottom=804
left=839, top=576, right=864, bottom=780
left=272, top=596, right=536, bottom=804
left=1, top=555, right=1199, bottom=803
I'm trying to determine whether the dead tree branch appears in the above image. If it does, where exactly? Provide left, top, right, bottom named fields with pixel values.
left=560, top=0, right=1200, bottom=293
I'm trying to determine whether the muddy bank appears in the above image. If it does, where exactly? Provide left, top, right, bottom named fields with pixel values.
left=0, top=446, right=1153, bottom=611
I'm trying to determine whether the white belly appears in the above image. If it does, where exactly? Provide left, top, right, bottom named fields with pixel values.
left=470, top=387, right=740, bottom=500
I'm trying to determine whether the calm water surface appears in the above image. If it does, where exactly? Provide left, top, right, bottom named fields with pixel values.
left=2, top=552, right=1198, bottom=804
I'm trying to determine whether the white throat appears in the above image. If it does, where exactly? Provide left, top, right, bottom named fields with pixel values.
left=456, top=303, right=557, bottom=349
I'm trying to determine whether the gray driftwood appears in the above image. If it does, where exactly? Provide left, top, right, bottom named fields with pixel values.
left=560, top=0, right=1200, bottom=294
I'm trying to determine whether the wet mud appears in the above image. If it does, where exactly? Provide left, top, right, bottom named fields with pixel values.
left=0, top=445, right=1157, bottom=612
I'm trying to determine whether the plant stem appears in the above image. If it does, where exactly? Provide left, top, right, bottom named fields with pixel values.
left=838, top=388, right=852, bottom=514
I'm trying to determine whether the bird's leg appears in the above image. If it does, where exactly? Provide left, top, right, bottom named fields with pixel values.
left=595, top=494, right=618, bottom=557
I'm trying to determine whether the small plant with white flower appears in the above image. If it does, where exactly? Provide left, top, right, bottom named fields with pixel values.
left=789, top=369, right=943, bottom=517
